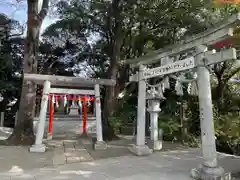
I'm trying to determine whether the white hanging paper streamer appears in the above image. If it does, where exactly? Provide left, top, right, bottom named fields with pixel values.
left=78, top=96, right=82, bottom=108
left=147, top=89, right=151, bottom=97
left=55, top=96, right=59, bottom=108
left=164, top=76, right=170, bottom=89
left=192, top=72, right=197, bottom=79
left=187, top=83, right=191, bottom=94
left=63, top=95, right=67, bottom=107
left=148, top=87, right=156, bottom=97
left=190, top=81, right=198, bottom=96
left=175, top=81, right=183, bottom=96
left=71, top=95, right=75, bottom=107
left=52, top=95, right=55, bottom=103
left=147, top=91, right=152, bottom=107
left=87, top=96, right=91, bottom=106
left=157, top=84, right=166, bottom=99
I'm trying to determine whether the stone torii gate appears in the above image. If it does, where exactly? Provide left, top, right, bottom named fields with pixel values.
left=124, top=13, right=240, bottom=180
left=23, top=73, right=116, bottom=153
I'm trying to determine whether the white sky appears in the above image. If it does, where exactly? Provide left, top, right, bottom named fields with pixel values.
left=0, top=0, right=58, bottom=35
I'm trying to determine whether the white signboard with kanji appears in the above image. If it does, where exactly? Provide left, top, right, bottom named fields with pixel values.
left=143, top=57, right=194, bottom=79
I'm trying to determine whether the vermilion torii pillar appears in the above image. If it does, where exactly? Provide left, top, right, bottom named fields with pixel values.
left=47, top=95, right=54, bottom=140
left=81, top=96, right=88, bottom=136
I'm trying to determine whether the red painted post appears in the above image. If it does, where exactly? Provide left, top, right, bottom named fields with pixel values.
left=83, top=97, right=87, bottom=134
left=48, top=95, right=54, bottom=139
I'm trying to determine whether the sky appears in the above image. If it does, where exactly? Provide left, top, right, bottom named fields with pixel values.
left=0, top=0, right=57, bottom=34
left=0, top=1, right=94, bottom=78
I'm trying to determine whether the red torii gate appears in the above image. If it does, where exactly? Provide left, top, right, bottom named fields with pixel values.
left=47, top=94, right=95, bottom=138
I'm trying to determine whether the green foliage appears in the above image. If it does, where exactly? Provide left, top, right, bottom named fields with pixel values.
left=214, top=107, right=240, bottom=155
left=0, top=14, right=23, bottom=104
left=108, top=116, right=123, bottom=133
left=109, top=94, right=137, bottom=132
left=158, top=113, right=181, bottom=142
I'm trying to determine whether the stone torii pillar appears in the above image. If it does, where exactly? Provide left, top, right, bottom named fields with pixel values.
left=191, top=45, right=224, bottom=179
left=93, top=84, right=107, bottom=150
left=129, top=64, right=153, bottom=156
left=30, top=80, right=51, bottom=153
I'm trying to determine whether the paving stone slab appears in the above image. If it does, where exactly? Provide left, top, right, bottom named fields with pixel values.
left=64, top=149, right=89, bottom=157
left=63, top=143, right=75, bottom=149
left=63, top=140, right=77, bottom=144
left=64, top=147, right=75, bottom=153
left=75, top=149, right=93, bottom=161
left=52, top=147, right=66, bottom=166
left=66, top=156, right=87, bottom=163
left=66, top=149, right=93, bottom=164
left=64, top=150, right=90, bottom=157
left=2, top=148, right=238, bottom=180
left=11, top=175, right=36, bottom=180
left=34, top=171, right=72, bottom=180
left=74, top=143, right=86, bottom=150
left=64, top=151, right=77, bottom=157
left=46, top=140, right=63, bottom=148
left=0, top=176, right=10, bottom=180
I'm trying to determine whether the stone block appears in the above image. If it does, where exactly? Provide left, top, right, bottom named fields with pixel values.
left=129, top=145, right=153, bottom=156
left=47, top=140, right=63, bottom=148
left=94, top=141, right=107, bottom=150
left=66, top=149, right=92, bottom=163
left=80, top=132, right=89, bottom=138
left=66, top=156, right=86, bottom=163
left=147, top=140, right=162, bottom=151
left=63, top=140, right=76, bottom=149
left=11, top=175, right=36, bottom=179
left=47, top=134, right=52, bottom=140
left=191, top=165, right=228, bottom=180
left=52, top=148, right=66, bottom=166
left=29, top=144, right=46, bottom=153
left=64, top=148, right=75, bottom=153
left=200, top=166, right=225, bottom=180
left=64, top=151, right=77, bottom=157
left=74, top=143, right=85, bottom=150
left=0, top=176, right=10, bottom=180
left=69, top=108, right=79, bottom=115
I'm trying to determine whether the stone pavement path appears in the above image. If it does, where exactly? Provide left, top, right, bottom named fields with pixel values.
left=0, top=146, right=53, bottom=172
left=0, top=148, right=240, bottom=179
left=63, top=140, right=93, bottom=164
left=45, top=139, right=93, bottom=166
left=1, top=126, right=240, bottom=179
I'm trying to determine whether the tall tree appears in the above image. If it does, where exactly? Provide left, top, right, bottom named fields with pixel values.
left=44, top=0, right=210, bottom=139
left=7, top=0, right=50, bottom=145
left=0, top=14, right=24, bottom=123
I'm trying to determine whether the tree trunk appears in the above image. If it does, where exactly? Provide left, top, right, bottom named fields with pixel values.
left=215, top=79, right=225, bottom=112
left=101, top=0, right=124, bottom=140
left=6, top=0, right=48, bottom=145
left=102, top=62, right=120, bottom=140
